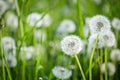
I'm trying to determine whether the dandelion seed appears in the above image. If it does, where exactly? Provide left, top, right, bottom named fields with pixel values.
left=112, top=18, right=120, bottom=30
left=110, top=49, right=120, bottom=61
left=101, top=62, right=116, bottom=76
left=61, top=35, right=83, bottom=55
left=20, top=46, right=34, bottom=60
left=52, top=66, right=72, bottom=79
left=89, top=15, right=111, bottom=34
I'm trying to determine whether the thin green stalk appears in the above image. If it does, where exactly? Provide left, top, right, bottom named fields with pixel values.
left=98, top=52, right=103, bottom=80
left=105, top=48, right=108, bottom=80
left=15, top=0, right=24, bottom=37
left=0, top=30, right=6, bottom=80
left=116, top=30, right=119, bottom=48
left=34, top=52, right=41, bottom=80
left=89, top=35, right=99, bottom=80
left=74, top=54, right=86, bottom=80
left=77, top=0, right=85, bottom=39
left=1, top=30, right=12, bottom=80
left=22, top=60, right=26, bottom=80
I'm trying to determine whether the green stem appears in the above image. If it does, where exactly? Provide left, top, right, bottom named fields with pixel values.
left=35, top=51, right=41, bottom=80
left=116, top=30, right=119, bottom=48
left=22, top=60, right=26, bottom=80
left=1, top=30, right=12, bottom=80
left=74, top=54, right=86, bottom=80
left=105, top=48, right=108, bottom=80
left=99, top=52, right=103, bottom=80
left=0, top=31, right=6, bottom=80
left=89, top=35, right=99, bottom=80
left=15, top=0, right=24, bottom=37
left=77, top=0, right=85, bottom=39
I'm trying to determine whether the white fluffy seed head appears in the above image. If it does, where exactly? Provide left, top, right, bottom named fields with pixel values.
left=99, top=30, right=116, bottom=47
left=112, top=18, right=120, bottom=30
left=110, top=49, right=120, bottom=61
left=61, top=35, right=83, bottom=55
left=101, top=62, right=116, bottom=76
left=89, top=15, right=111, bottom=35
left=20, top=46, right=34, bottom=60
left=6, top=12, right=18, bottom=31
left=5, top=54, right=17, bottom=68
left=34, top=30, right=46, bottom=42
left=2, top=36, right=16, bottom=51
left=0, top=1, right=8, bottom=17
left=52, top=66, right=72, bottom=79
left=41, top=14, right=51, bottom=27
left=27, top=13, right=42, bottom=27
left=57, top=20, right=76, bottom=34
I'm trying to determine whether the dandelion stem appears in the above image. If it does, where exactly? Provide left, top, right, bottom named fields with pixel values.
left=89, top=35, right=99, bottom=80
left=77, top=0, right=85, bottom=39
left=0, top=30, right=6, bottom=80
left=116, top=30, right=119, bottom=48
left=35, top=51, right=41, bottom=80
left=98, top=51, right=103, bottom=80
left=74, top=54, right=86, bottom=80
left=22, top=60, right=26, bottom=80
left=15, top=0, right=24, bottom=37
left=105, top=48, right=108, bottom=80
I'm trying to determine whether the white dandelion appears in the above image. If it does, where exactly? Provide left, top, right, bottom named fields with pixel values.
left=5, top=54, right=17, bottom=68
left=101, top=62, right=116, bottom=76
left=112, top=18, right=120, bottom=30
left=26, top=13, right=42, bottom=27
left=89, top=15, right=111, bottom=35
left=52, top=66, right=72, bottom=79
left=0, top=1, right=8, bottom=17
left=34, top=30, right=46, bottom=42
left=110, top=49, right=120, bottom=61
left=57, top=20, right=76, bottom=35
left=2, top=36, right=16, bottom=56
left=99, top=30, right=116, bottom=47
left=6, top=12, right=18, bottom=31
left=20, top=46, right=34, bottom=60
left=84, top=17, right=91, bottom=38
left=41, top=14, right=51, bottom=27
left=93, top=0, right=102, bottom=5
left=61, top=35, right=83, bottom=55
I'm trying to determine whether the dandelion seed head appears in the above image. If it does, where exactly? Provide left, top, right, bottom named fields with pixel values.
left=99, top=30, right=116, bottom=47
left=0, top=1, right=8, bottom=17
left=27, top=13, right=42, bottom=27
left=101, top=62, right=116, bottom=76
left=112, top=18, right=120, bottom=30
left=34, top=30, right=46, bottom=42
left=61, top=35, right=83, bottom=55
left=6, top=12, right=18, bottom=31
left=5, top=54, right=17, bottom=67
left=110, top=49, right=120, bottom=61
left=20, top=46, right=34, bottom=60
left=52, top=66, right=72, bottom=79
left=41, top=14, right=51, bottom=27
left=57, top=20, right=76, bottom=35
left=2, top=36, right=16, bottom=51
left=89, top=15, right=111, bottom=34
